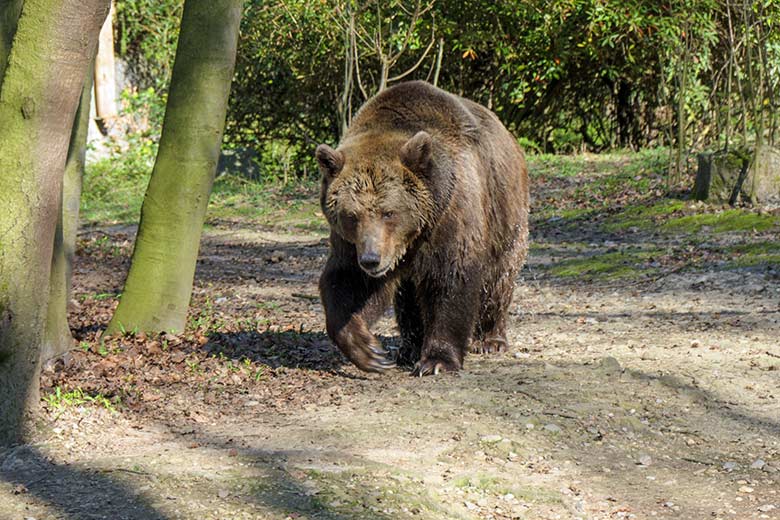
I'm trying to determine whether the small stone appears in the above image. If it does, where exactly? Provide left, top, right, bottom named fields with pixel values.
left=599, top=356, right=622, bottom=374
left=217, top=489, right=230, bottom=499
left=269, top=250, right=286, bottom=263
left=544, top=423, right=562, bottom=433
left=480, top=435, right=503, bottom=443
left=758, top=504, right=776, bottom=513
left=751, top=459, right=767, bottom=470
left=638, top=455, right=652, bottom=466
left=738, top=486, right=754, bottom=493
left=464, top=501, right=478, bottom=510
left=476, top=498, right=488, bottom=507
left=723, top=461, right=738, bottom=472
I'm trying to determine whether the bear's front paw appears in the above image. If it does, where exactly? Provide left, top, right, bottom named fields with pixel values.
left=470, top=335, right=508, bottom=354
left=333, top=319, right=396, bottom=373
left=412, top=356, right=461, bottom=377
left=345, top=341, right=397, bottom=373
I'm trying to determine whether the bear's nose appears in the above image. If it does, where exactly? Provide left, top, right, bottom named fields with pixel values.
left=359, top=252, right=381, bottom=270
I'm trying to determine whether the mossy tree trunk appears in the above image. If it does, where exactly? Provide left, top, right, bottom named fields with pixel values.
left=0, top=0, right=23, bottom=84
left=107, top=0, right=243, bottom=335
left=0, top=0, right=108, bottom=445
left=43, top=75, right=94, bottom=361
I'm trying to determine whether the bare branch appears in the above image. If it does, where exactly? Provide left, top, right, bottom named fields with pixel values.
left=387, top=0, right=422, bottom=65
left=387, top=25, right=436, bottom=84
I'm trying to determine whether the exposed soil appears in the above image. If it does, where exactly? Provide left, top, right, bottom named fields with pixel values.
left=2, top=155, right=779, bottom=520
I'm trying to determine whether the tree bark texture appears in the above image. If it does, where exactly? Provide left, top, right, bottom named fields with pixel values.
left=0, top=0, right=108, bottom=445
left=107, top=0, right=243, bottom=335
left=0, top=0, right=23, bottom=84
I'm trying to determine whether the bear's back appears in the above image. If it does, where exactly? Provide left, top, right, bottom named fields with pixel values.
left=347, top=81, right=480, bottom=143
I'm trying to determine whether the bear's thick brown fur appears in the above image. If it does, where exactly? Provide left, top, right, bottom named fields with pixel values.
left=316, top=81, right=529, bottom=375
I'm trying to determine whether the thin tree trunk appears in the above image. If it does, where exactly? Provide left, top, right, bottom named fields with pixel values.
left=43, top=74, right=93, bottom=362
left=65, top=75, right=93, bottom=298
left=44, top=194, right=73, bottom=362
left=338, top=4, right=354, bottom=139
left=0, top=0, right=108, bottom=446
left=432, top=37, right=443, bottom=87
left=93, top=0, right=116, bottom=131
left=107, top=0, right=243, bottom=335
left=724, top=0, right=735, bottom=152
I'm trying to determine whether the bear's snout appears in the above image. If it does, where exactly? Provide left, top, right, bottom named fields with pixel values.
left=358, top=251, right=381, bottom=271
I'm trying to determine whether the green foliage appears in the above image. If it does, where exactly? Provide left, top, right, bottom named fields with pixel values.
left=112, top=0, right=780, bottom=162
left=115, top=0, right=183, bottom=91
left=81, top=85, right=165, bottom=224
left=44, top=386, right=118, bottom=413
left=81, top=142, right=154, bottom=225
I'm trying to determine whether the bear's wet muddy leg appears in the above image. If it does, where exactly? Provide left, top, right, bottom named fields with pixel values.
left=319, top=257, right=397, bottom=373
left=471, top=263, right=518, bottom=354
left=412, top=278, right=479, bottom=376
left=394, top=279, right=423, bottom=366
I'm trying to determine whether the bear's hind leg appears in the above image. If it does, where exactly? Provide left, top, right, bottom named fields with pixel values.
left=394, top=279, right=423, bottom=366
left=471, top=266, right=517, bottom=354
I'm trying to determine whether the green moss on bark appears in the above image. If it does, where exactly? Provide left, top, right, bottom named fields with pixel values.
left=108, top=0, right=243, bottom=334
left=0, top=0, right=108, bottom=445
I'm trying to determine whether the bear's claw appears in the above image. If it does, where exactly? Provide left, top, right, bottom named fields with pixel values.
left=470, top=336, right=508, bottom=354
left=349, top=343, right=396, bottom=373
left=412, top=357, right=460, bottom=377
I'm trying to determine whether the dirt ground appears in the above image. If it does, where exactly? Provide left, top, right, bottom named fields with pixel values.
left=1, top=155, right=779, bottom=520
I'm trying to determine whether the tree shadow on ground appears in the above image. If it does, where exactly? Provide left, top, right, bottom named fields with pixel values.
left=201, top=329, right=402, bottom=375
left=180, top=430, right=398, bottom=520
left=0, top=445, right=167, bottom=520
left=478, top=356, right=780, bottom=446
left=195, top=235, right=326, bottom=287
left=0, top=433, right=369, bottom=520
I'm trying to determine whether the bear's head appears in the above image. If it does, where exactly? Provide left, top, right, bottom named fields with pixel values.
left=316, top=131, right=438, bottom=277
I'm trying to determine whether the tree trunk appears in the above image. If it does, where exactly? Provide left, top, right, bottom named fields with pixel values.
left=0, top=0, right=23, bottom=84
left=43, top=75, right=94, bottom=362
left=0, top=0, right=109, bottom=446
left=93, top=0, right=116, bottom=131
left=107, top=0, right=243, bottom=335
left=65, top=76, right=93, bottom=298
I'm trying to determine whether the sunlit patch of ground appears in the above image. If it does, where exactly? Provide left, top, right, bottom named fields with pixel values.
left=2, top=151, right=779, bottom=520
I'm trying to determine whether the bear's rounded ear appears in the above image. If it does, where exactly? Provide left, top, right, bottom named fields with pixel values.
left=315, top=144, right=344, bottom=178
left=400, top=131, right=433, bottom=175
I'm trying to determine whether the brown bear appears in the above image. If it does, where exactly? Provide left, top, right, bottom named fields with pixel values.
left=316, top=81, right=529, bottom=376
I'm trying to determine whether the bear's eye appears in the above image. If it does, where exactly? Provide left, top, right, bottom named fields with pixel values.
left=381, top=210, right=395, bottom=221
